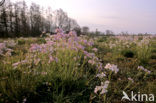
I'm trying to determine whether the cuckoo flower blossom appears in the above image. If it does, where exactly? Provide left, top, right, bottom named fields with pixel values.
left=94, top=81, right=110, bottom=95
left=105, top=63, right=119, bottom=74
left=138, top=66, right=151, bottom=74
left=96, top=72, right=106, bottom=78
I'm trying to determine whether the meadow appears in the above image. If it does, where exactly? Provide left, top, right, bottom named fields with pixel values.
left=0, top=30, right=156, bottom=103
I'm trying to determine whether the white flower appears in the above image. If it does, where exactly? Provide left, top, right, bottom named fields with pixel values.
left=0, top=50, right=3, bottom=55
left=96, top=72, right=106, bottom=78
left=94, top=86, right=102, bottom=94
left=34, top=58, right=40, bottom=65
left=105, top=63, right=112, bottom=69
left=23, top=98, right=27, bottom=103
left=12, top=60, right=28, bottom=68
left=92, top=48, right=98, bottom=52
left=105, top=63, right=119, bottom=74
left=138, top=66, right=151, bottom=74
left=0, top=43, right=6, bottom=55
left=41, top=72, right=47, bottom=75
left=128, top=77, right=134, bottom=83
left=48, top=56, right=54, bottom=63
left=5, top=40, right=16, bottom=48
left=94, top=81, right=110, bottom=95
left=12, top=62, right=21, bottom=67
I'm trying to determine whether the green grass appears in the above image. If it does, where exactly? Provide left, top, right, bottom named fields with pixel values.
left=0, top=35, right=156, bottom=103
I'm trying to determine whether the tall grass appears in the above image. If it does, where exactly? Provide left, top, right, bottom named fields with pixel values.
left=0, top=34, right=155, bottom=103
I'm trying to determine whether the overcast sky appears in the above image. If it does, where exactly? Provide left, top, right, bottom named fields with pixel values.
left=13, top=0, right=156, bottom=34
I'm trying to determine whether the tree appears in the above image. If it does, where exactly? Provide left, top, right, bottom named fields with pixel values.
left=56, top=9, right=67, bottom=27
left=45, top=7, right=53, bottom=32
left=0, top=0, right=80, bottom=37
left=30, top=3, right=42, bottom=36
left=119, top=31, right=129, bottom=36
left=0, top=0, right=5, bottom=6
left=1, top=4, right=9, bottom=37
left=8, top=1, right=13, bottom=37
left=53, top=9, right=80, bottom=32
left=14, top=2, right=21, bottom=37
left=105, top=30, right=114, bottom=36
left=73, top=27, right=81, bottom=36
left=20, top=1, right=30, bottom=36
left=82, top=26, right=89, bottom=35
left=95, top=28, right=101, bottom=35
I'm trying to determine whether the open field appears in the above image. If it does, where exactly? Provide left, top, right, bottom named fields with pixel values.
left=0, top=32, right=156, bottom=103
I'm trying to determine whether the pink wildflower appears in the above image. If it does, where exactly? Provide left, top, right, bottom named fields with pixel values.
left=92, top=48, right=98, bottom=52
left=48, top=56, right=54, bottom=63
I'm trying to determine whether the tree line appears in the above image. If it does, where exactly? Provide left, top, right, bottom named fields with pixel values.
left=0, top=0, right=80, bottom=38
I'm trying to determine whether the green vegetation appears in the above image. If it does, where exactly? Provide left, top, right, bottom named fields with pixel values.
left=0, top=34, right=155, bottom=103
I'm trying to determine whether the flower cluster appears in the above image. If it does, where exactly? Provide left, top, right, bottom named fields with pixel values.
left=96, top=72, right=106, bottom=78
left=12, top=60, right=29, bottom=68
left=94, top=81, right=110, bottom=95
left=98, top=35, right=152, bottom=50
left=138, top=66, right=151, bottom=74
left=128, top=77, right=134, bottom=83
left=0, top=43, right=6, bottom=55
left=29, top=43, right=54, bottom=53
left=3, top=40, right=17, bottom=48
left=12, top=29, right=103, bottom=72
left=105, top=63, right=119, bottom=74
left=0, top=40, right=16, bottom=56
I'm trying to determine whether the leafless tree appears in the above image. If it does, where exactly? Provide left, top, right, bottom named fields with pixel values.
left=0, top=0, right=80, bottom=37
